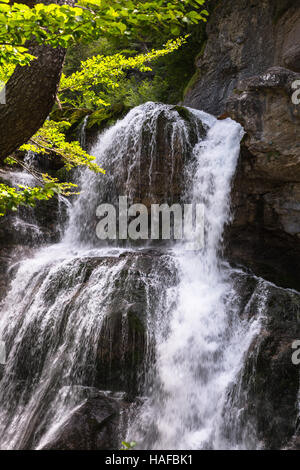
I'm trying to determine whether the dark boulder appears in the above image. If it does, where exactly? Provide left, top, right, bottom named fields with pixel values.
left=41, top=393, right=121, bottom=450
left=94, top=251, right=178, bottom=398
left=225, top=271, right=300, bottom=449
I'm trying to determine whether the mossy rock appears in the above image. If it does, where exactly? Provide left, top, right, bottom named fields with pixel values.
left=50, top=107, right=92, bottom=143
left=50, top=107, right=91, bottom=126
left=171, top=105, right=193, bottom=122
left=183, top=69, right=201, bottom=98
left=87, top=103, right=130, bottom=132
left=50, top=104, right=129, bottom=143
left=194, top=39, right=207, bottom=63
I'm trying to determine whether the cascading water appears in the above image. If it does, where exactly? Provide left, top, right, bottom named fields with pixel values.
left=0, top=102, right=268, bottom=449
left=126, top=109, right=264, bottom=450
left=77, top=116, right=89, bottom=150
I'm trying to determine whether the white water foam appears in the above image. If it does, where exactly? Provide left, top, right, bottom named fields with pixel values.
left=127, top=109, right=264, bottom=449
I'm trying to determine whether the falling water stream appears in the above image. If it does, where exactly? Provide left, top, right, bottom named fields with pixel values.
left=0, top=102, right=267, bottom=449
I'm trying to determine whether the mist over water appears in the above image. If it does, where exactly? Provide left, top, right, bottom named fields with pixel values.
left=0, top=103, right=265, bottom=449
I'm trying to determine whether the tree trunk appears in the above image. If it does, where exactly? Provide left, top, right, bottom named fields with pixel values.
left=0, top=1, right=70, bottom=162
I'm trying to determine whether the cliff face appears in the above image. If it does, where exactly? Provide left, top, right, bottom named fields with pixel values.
left=184, top=0, right=299, bottom=116
left=184, top=0, right=300, bottom=291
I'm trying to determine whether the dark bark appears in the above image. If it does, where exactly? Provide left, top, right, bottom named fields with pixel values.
left=0, top=1, right=71, bottom=162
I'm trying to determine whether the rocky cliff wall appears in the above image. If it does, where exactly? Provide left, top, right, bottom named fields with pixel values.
left=184, top=0, right=300, bottom=290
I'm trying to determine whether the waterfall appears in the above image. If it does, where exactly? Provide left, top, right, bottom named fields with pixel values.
left=77, top=116, right=89, bottom=150
left=126, top=109, right=263, bottom=449
left=0, top=152, right=69, bottom=246
left=0, top=167, right=43, bottom=243
left=0, top=102, right=267, bottom=449
left=64, top=102, right=203, bottom=247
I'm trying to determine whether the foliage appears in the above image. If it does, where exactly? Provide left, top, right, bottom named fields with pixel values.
left=120, top=76, right=169, bottom=108
left=20, top=120, right=105, bottom=174
left=0, top=0, right=209, bottom=216
left=0, top=119, right=105, bottom=216
left=0, top=176, right=77, bottom=217
left=59, top=37, right=188, bottom=108
left=62, top=5, right=208, bottom=108
left=120, top=441, right=137, bottom=450
left=0, top=53, right=28, bottom=82
left=0, top=0, right=208, bottom=70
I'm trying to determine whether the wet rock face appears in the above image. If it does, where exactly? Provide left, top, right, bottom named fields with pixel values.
left=41, top=393, right=121, bottom=450
left=245, top=278, right=300, bottom=449
left=224, top=67, right=300, bottom=290
left=105, top=106, right=205, bottom=210
left=4, top=251, right=176, bottom=400
left=226, top=271, right=300, bottom=450
left=0, top=166, right=63, bottom=251
left=67, top=104, right=206, bottom=248
left=277, top=5, right=300, bottom=73
left=126, top=107, right=202, bottom=208
left=226, top=67, right=300, bottom=178
left=93, top=251, right=177, bottom=398
left=184, top=0, right=299, bottom=116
